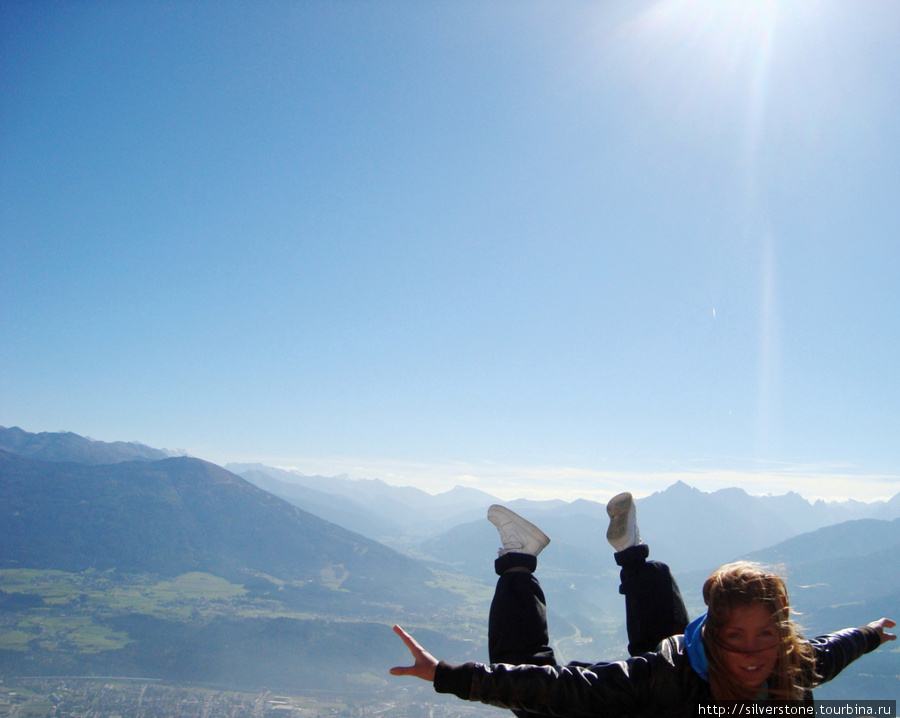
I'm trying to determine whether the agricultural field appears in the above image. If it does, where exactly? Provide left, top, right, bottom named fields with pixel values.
left=0, top=569, right=256, bottom=655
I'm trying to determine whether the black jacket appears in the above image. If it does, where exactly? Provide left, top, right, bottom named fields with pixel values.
left=433, top=627, right=881, bottom=717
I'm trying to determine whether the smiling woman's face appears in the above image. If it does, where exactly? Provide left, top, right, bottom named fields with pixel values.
left=717, top=603, right=780, bottom=690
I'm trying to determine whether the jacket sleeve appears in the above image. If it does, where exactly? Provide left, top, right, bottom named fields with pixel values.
left=434, top=660, right=647, bottom=717
left=433, top=640, right=703, bottom=718
left=810, top=626, right=882, bottom=686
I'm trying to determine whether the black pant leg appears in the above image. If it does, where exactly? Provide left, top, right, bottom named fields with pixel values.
left=615, top=544, right=689, bottom=656
left=488, top=552, right=556, bottom=665
left=488, top=552, right=556, bottom=718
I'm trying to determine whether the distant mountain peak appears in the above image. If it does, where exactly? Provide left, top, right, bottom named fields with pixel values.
left=658, top=480, right=701, bottom=496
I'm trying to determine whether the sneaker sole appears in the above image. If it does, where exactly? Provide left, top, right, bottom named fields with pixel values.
left=605, top=492, right=634, bottom=544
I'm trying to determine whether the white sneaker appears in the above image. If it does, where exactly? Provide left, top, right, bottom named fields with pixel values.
left=488, top=505, right=550, bottom=557
left=606, top=492, right=641, bottom=552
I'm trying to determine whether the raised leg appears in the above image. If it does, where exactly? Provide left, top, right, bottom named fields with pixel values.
left=615, top=543, right=689, bottom=655
left=488, top=551, right=556, bottom=718
left=486, top=506, right=556, bottom=718
left=489, top=552, right=556, bottom=666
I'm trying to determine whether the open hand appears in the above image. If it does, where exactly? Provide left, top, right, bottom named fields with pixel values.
left=389, top=624, right=439, bottom=682
left=868, top=618, right=896, bottom=645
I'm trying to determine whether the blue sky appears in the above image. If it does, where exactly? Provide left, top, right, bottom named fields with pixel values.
left=2, top=1, right=898, bottom=503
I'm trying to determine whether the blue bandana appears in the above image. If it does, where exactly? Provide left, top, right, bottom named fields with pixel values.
left=684, top=613, right=709, bottom=681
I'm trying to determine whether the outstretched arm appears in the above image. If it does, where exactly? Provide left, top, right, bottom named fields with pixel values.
left=867, top=618, right=896, bottom=645
left=390, top=625, right=439, bottom=682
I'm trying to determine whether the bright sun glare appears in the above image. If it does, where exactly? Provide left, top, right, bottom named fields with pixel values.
left=615, top=0, right=828, bottom=132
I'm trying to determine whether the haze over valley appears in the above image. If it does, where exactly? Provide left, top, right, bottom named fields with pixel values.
left=1, top=426, right=897, bottom=709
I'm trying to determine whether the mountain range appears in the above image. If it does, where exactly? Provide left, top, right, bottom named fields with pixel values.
left=0, top=451, right=440, bottom=611
left=0, top=427, right=473, bottom=691
left=226, top=462, right=501, bottom=548
left=1, top=426, right=897, bottom=699
left=0, top=425, right=181, bottom=464
left=231, top=461, right=900, bottom=574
